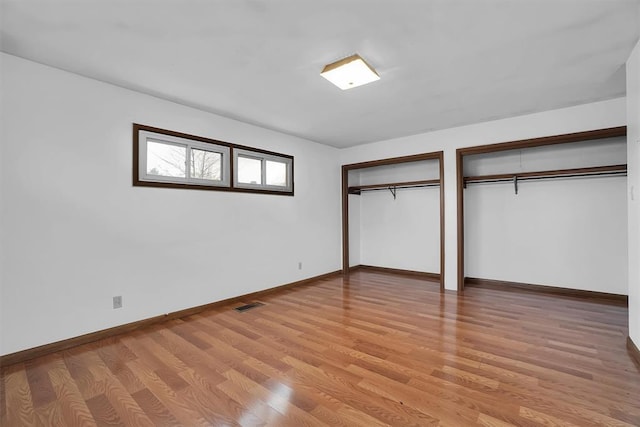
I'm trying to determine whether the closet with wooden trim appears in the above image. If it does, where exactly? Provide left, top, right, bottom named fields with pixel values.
left=342, top=152, right=444, bottom=289
left=457, top=127, right=628, bottom=295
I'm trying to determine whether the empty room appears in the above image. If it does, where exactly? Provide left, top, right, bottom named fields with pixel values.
left=2, top=1, right=640, bottom=426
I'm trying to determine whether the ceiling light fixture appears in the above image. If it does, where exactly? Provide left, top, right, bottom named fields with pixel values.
left=320, top=54, right=380, bottom=90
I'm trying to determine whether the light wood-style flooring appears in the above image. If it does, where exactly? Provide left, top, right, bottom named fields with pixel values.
left=2, top=270, right=639, bottom=426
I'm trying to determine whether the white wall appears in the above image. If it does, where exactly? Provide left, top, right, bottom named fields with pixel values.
left=341, top=98, right=627, bottom=290
left=348, top=170, right=361, bottom=267
left=464, top=137, right=627, bottom=176
left=627, top=38, right=640, bottom=346
left=0, top=53, right=341, bottom=356
left=355, top=161, right=440, bottom=273
left=0, top=54, right=5, bottom=357
left=360, top=188, right=440, bottom=272
left=464, top=139, right=628, bottom=294
left=465, top=178, right=627, bottom=293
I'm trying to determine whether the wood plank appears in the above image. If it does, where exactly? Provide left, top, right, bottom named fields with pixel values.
left=34, top=399, right=65, bottom=426
left=2, top=366, right=42, bottom=426
left=85, top=394, right=123, bottom=427
left=24, top=357, right=57, bottom=409
left=126, top=359, right=210, bottom=427
left=102, top=375, right=156, bottom=426
left=131, top=388, right=181, bottom=426
left=47, top=357, right=95, bottom=427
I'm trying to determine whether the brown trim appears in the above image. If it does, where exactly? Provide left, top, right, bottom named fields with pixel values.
left=456, top=149, right=464, bottom=291
left=438, top=151, right=445, bottom=289
left=341, top=152, right=445, bottom=291
left=132, top=123, right=295, bottom=196
left=628, top=337, right=640, bottom=370
left=465, top=277, right=628, bottom=305
left=342, top=166, right=350, bottom=274
left=133, top=125, right=140, bottom=185
left=290, top=150, right=295, bottom=195
left=348, top=179, right=440, bottom=194
left=0, top=270, right=341, bottom=367
left=458, top=126, right=627, bottom=156
left=132, top=180, right=295, bottom=196
left=353, top=265, right=440, bottom=282
left=229, top=146, right=235, bottom=192
left=464, top=164, right=627, bottom=183
left=343, top=152, right=442, bottom=170
left=456, top=127, right=627, bottom=293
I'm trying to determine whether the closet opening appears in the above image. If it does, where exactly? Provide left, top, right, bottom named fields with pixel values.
left=456, top=126, right=628, bottom=294
left=342, top=152, right=445, bottom=291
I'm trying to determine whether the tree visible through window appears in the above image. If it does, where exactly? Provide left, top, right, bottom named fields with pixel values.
left=147, top=140, right=186, bottom=178
left=191, top=149, right=222, bottom=181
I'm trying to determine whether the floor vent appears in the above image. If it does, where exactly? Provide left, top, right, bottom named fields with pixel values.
left=234, top=302, right=265, bottom=312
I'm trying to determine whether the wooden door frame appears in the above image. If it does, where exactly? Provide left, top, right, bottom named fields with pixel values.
left=456, top=126, right=627, bottom=291
left=342, top=151, right=445, bottom=291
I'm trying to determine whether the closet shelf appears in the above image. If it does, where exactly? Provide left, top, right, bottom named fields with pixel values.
left=348, top=179, right=441, bottom=195
left=464, top=164, right=627, bottom=186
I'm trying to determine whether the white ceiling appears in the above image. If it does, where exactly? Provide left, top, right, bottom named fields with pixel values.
left=1, top=1, right=639, bottom=148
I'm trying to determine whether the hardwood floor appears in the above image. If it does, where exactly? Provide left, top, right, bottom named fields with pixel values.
left=2, top=270, right=639, bottom=426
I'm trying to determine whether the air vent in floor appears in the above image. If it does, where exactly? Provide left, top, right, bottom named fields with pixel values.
left=234, top=302, right=265, bottom=312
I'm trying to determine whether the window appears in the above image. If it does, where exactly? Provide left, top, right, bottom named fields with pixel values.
left=237, top=155, right=262, bottom=185
left=134, top=124, right=294, bottom=195
left=138, top=130, right=230, bottom=187
left=234, top=148, right=293, bottom=192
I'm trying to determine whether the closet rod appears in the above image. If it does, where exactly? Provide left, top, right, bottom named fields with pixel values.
left=348, top=179, right=440, bottom=195
left=464, top=164, right=627, bottom=186
left=358, top=183, right=440, bottom=193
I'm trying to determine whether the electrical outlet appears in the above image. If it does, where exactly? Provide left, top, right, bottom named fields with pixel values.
left=298, top=262, right=303, bottom=270
left=113, top=296, right=122, bottom=309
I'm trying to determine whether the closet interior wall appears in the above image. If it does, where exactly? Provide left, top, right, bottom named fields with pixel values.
left=463, top=136, right=628, bottom=294
left=348, top=160, right=441, bottom=276
left=348, top=170, right=362, bottom=268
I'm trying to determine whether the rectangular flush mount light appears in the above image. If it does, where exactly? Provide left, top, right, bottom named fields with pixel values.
left=320, top=54, right=380, bottom=90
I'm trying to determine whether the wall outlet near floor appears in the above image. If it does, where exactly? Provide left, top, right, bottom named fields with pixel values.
left=113, top=295, right=122, bottom=309
left=298, top=261, right=303, bottom=270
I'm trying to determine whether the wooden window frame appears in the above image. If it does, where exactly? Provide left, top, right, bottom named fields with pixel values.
left=233, top=148, right=293, bottom=192
left=133, top=123, right=294, bottom=196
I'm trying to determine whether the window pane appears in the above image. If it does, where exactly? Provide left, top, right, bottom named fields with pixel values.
left=266, top=160, right=287, bottom=186
left=238, top=156, right=262, bottom=184
left=190, top=148, right=222, bottom=181
left=147, top=140, right=186, bottom=178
